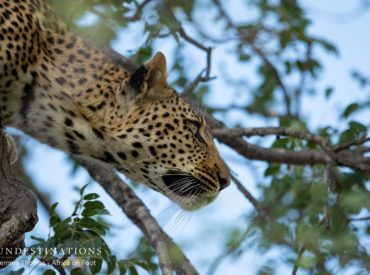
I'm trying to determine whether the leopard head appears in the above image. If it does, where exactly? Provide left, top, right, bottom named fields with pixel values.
left=110, top=52, right=231, bottom=211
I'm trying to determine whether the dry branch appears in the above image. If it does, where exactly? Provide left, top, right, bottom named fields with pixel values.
left=211, top=124, right=370, bottom=175
left=213, top=127, right=332, bottom=150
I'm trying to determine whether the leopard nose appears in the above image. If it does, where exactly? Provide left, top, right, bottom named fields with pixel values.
left=217, top=173, right=230, bottom=191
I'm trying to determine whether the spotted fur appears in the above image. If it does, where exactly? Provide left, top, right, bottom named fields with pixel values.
left=0, top=0, right=230, bottom=210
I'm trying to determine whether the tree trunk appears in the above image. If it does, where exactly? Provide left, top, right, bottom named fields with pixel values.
left=0, top=118, right=38, bottom=269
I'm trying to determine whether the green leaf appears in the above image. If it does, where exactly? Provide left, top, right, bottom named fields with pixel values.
left=133, top=46, right=153, bottom=64
left=264, top=165, right=280, bottom=176
left=79, top=218, right=107, bottom=235
left=50, top=216, right=60, bottom=227
left=8, top=268, right=25, bottom=275
left=118, top=261, right=127, bottom=275
left=341, top=188, right=370, bottom=214
left=349, top=121, right=367, bottom=133
left=83, top=193, right=100, bottom=200
left=339, top=121, right=367, bottom=144
left=342, top=103, right=359, bottom=118
left=284, top=61, right=292, bottom=74
left=272, top=138, right=289, bottom=148
left=319, top=39, right=339, bottom=56
left=89, top=257, right=103, bottom=274
left=107, top=255, right=117, bottom=274
left=49, top=202, right=59, bottom=215
left=71, top=268, right=83, bottom=275
left=82, top=208, right=110, bottom=217
left=80, top=184, right=89, bottom=195
left=30, top=236, right=45, bottom=242
left=129, top=266, right=139, bottom=275
left=42, top=270, right=57, bottom=275
left=279, top=29, right=291, bottom=48
left=351, top=70, right=369, bottom=87
left=84, top=201, right=105, bottom=210
left=325, top=87, right=334, bottom=98
left=53, top=222, right=70, bottom=238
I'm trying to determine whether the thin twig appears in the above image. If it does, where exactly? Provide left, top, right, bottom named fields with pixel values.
left=251, top=45, right=292, bottom=117
left=212, top=0, right=293, bottom=117
left=183, top=69, right=216, bottom=96
left=335, top=136, right=370, bottom=152
left=231, top=175, right=268, bottom=218
left=90, top=0, right=152, bottom=22
left=294, top=42, right=312, bottom=117
left=348, top=216, right=370, bottom=222
left=124, top=0, right=153, bottom=21
left=292, top=244, right=306, bottom=275
left=165, top=5, right=214, bottom=79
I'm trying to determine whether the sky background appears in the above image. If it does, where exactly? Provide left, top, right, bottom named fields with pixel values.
left=5, top=1, right=370, bottom=274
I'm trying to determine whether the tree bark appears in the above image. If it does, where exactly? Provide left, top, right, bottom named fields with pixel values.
left=0, top=119, right=38, bottom=269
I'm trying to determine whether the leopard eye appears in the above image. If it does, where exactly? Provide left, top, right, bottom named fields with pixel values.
left=186, top=119, right=205, bottom=143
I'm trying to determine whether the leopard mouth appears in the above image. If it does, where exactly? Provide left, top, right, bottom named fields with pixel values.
left=162, top=173, right=206, bottom=197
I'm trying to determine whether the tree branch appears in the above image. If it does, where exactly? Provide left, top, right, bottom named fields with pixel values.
left=348, top=216, right=370, bottom=222
left=0, top=118, right=38, bottom=269
left=183, top=69, right=216, bottom=97
left=211, top=0, right=293, bottom=117
left=231, top=175, right=268, bottom=218
left=165, top=5, right=214, bottom=79
left=124, top=0, right=153, bottom=21
left=212, top=126, right=370, bottom=175
left=213, top=127, right=332, bottom=150
left=76, top=156, right=198, bottom=275
left=205, top=116, right=330, bottom=165
left=335, top=136, right=370, bottom=152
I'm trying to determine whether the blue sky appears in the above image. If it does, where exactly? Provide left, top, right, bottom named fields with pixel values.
left=5, top=1, right=370, bottom=274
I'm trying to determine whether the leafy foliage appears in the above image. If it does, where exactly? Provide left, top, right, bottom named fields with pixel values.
left=8, top=185, right=158, bottom=274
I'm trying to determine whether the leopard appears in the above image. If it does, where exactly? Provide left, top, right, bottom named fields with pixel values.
left=0, top=0, right=230, bottom=211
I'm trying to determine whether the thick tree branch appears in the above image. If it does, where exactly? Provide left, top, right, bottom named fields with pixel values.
left=0, top=119, right=38, bottom=269
left=76, top=156, right=198, bottom=275
left=212, top=126, right=370, bottom=175
left=205, top=116, right=330, bottom=165
left=213, top=127, right=332, bottom=150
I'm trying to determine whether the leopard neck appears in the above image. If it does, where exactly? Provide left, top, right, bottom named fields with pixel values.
left=14, top=34, right=137, bottom=159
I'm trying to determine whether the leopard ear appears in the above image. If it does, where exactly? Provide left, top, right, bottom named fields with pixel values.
left=129, top=52, right=168, bottom=92
left=145, top=52, right=167, bottom=87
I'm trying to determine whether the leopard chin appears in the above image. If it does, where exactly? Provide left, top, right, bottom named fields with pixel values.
left=162, top=173, right=218, bottom=211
